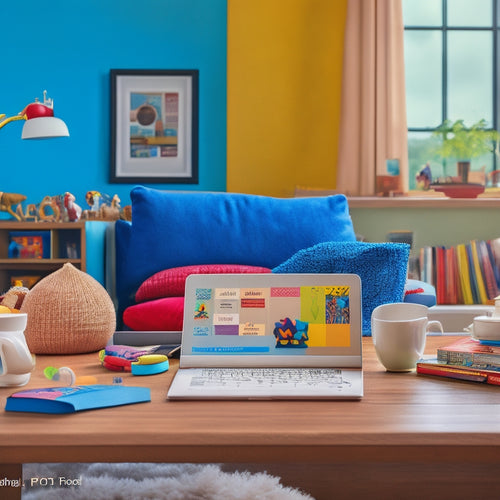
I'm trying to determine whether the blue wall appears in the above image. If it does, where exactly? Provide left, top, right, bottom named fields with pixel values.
left=1, top=0, right=227, bottom=216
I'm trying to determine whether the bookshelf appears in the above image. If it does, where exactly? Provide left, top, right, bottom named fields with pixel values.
left=348, top=197, right=500, bottom=306
left=348, top=196, right=500, bottom=251
left=419, top=239, right=500, bottom=306
left=0, top=221, right=86, bottom=292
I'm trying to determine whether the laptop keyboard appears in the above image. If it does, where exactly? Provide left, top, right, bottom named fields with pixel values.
left=190, top=367, right=345, bottom=390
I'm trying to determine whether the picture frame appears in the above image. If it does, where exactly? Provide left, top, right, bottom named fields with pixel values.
left=8, top=231, right=51, bottom=259
left=110, top=69, right=199, bottom=184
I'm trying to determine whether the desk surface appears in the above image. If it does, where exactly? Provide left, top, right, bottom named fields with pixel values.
left=1, top=336, right=500, bottom=466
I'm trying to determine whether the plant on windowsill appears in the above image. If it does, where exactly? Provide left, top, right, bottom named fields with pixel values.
left=431, top=119, right=500, bottom=184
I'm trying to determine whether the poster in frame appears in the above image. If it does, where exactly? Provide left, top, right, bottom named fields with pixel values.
left=110, top=69, right=199, bottom=184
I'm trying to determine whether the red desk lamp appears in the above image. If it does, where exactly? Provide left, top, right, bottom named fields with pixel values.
left=0, top=90, right=69, bottom=138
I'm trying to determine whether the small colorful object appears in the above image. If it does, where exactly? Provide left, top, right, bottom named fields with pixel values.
left=43, top=366, right=97, bottom=386
left=131, top=355, right=169, bottom=375
left=99, top=345, right=170, bottom=375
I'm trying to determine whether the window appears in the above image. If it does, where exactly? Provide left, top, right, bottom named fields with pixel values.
left=403, top=0, right=499, bottom=191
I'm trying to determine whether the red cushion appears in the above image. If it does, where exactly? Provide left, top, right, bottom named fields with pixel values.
left=123, top=297, right=184, bottom=331
left=135, top=264, right=271, bottom=303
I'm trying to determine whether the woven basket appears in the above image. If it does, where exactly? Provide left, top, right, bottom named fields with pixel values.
left=20, top=263, right=116, bottom=354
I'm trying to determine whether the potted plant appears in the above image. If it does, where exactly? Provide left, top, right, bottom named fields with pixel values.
left=432, top=119, right=500, bottom=183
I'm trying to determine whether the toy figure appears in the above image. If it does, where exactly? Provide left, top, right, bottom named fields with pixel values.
left=86, top=190, right=104, bottom=212
left=16, top=203, right=38, bottom=221
left=38, top=196, right=60, bottom=222
left=82, top=191, right=122, bottom=220
left=63, top=192, right=82, bottom=222
left=416, top=162, right=432, bottom=190
left=0, top=192, right=27, bottom=221
left=99, top=194, right=121, bottom=220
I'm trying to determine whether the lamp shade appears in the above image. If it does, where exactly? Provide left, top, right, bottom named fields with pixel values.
left=21, top=116, right=69, bottom=139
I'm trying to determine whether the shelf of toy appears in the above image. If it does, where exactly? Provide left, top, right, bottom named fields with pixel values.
left=0, top=221, right=86, bottom=292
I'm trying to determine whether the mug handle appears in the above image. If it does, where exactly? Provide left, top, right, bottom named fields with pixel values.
left=426, top=320, right=444, bottom=335
left=0, top=337, right=34, bottom=375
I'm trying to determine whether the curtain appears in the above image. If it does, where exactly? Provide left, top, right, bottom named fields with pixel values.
left=336, top=0, right=408, bottom=196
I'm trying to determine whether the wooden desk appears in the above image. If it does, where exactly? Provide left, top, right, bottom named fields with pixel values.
left=1, top=336, right=500, bottom=499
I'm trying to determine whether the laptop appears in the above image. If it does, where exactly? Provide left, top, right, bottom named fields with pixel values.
left=167, top=273, right=363, bottom=400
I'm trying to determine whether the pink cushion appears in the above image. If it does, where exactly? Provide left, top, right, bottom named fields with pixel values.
left=123, top=297, right=184, bottom=331
left=135, top=264, right=271, bottom=303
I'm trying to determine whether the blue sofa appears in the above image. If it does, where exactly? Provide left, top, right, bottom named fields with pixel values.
left=113, top=186, right=413, bottom=335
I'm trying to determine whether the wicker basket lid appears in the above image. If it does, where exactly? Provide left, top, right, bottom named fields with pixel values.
left=20, top=263, right=116, bottom=354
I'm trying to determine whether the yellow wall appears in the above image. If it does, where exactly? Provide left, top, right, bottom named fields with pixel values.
left=227, top=0, right=348, bottom=197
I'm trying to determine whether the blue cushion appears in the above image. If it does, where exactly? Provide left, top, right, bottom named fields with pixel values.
left=273, top=241, right=410, bottom=336
left=115, top=186, right=357, bottom=317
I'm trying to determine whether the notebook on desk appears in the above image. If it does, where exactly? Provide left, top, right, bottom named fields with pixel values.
left=167, top=273, right=363, bottom=400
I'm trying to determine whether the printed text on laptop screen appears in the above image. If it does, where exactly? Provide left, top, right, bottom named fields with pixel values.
left=186, top=285, right=356, bottom=356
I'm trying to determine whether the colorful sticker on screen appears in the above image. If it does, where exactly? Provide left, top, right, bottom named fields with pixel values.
left=191, top=285, right=352, bottom=350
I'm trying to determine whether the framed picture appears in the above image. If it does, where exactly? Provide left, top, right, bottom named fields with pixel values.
left=8, top=231, right=51, bottom=259
left=110, top=69, right=199, bottom=184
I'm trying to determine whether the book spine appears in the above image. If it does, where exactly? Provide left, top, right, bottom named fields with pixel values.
left=417, top=363, right=500, bottom=386
left=437, top=349, right=500, bottom=370
left=417, top=364, right=487, bottom=383
left=456, top=244, right=474, bottom=305
left=466, top=243, right=480, bottom=304
left=470, top=240, right=489, bottom=304
left=478, top=240, right=499, bottom=300
left=487, top=240, right=500, bottom=289
left=423, top=246, right=433, bottom=286
left=444, top=247, right=456, bottom=304
left=436, top=246, right=445, bottom=304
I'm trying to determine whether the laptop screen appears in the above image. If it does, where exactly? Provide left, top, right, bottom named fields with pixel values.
left=180, top=273, right=362, bottom=368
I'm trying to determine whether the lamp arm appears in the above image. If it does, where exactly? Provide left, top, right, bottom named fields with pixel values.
left=0, top=114, right=26, bottom=130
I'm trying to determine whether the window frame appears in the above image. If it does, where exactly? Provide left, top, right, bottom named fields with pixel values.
left=404, top=0, right=499, bottom=191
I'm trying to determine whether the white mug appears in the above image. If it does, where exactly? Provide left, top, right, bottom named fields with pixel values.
left=0, top=313, right=35, bottom=387
left=371, top=303, right=443, bottom=372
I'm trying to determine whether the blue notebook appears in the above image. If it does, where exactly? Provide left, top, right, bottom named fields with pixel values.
left=5, top=385, right=151, bottom=414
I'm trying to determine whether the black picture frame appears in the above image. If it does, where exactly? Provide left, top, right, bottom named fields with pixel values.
left=110, top=69, right=199, bottom=184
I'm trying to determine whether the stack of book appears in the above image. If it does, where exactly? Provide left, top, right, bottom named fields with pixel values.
left=417, top=337, right=500, bottom=386
left=419, top=238, right=500, bottom=305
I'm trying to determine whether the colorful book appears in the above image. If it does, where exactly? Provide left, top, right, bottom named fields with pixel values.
left=465, top=243, right=480, bottom=304
left=490, top=238, right=500, bottom=269
left=487, top=239, right=500, bottom=289
left=437, top=337, right=500, bottom=370
left=435, top=246, right=446, bottom=304
left=419, top=246, right=433, bottom=286
left=4, top=385, right=151, bottom=414
left=477, top=240, right=499, bottom=301
left=470, top=240, right=489, bottom=304
left=486, top=240, right=500, bottom=290
left=417, top=359, right=500, bottom=386
left=445, top=246, right=458, bottom=304
left=456, top=244, right=474, bottom=305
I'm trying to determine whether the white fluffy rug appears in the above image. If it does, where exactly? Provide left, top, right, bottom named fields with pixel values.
left=22, top=463, right=314, bottom=500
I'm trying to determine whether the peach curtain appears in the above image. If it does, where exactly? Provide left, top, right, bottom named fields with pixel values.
left=336, top=0, right=408, bottom=196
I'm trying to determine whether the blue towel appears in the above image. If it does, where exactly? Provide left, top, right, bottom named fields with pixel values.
left=273, top=241, right=410, bottom=336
